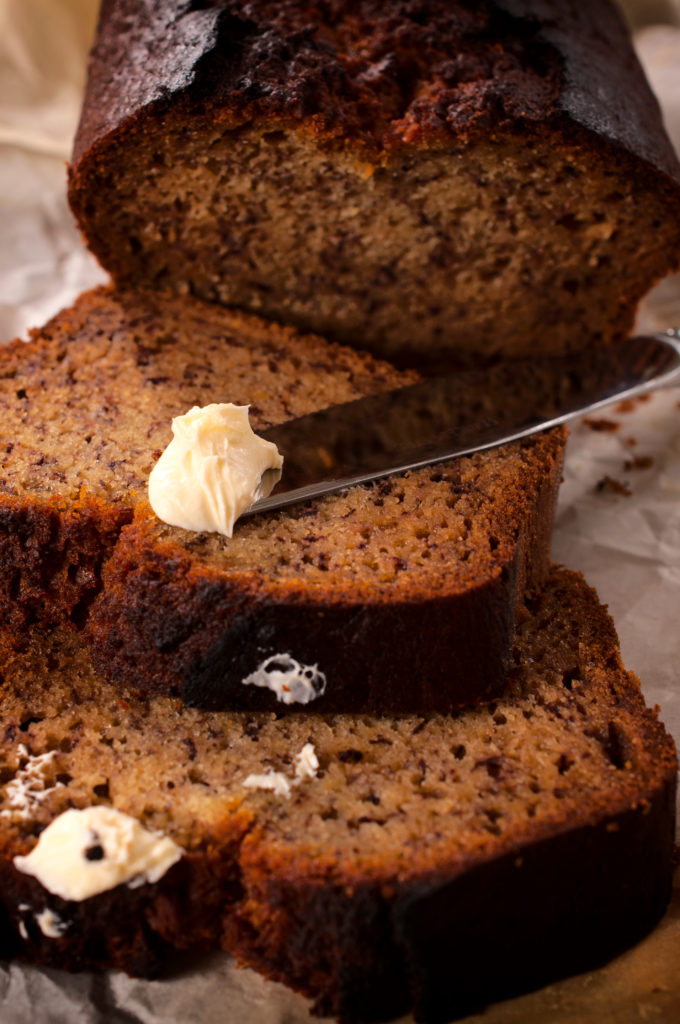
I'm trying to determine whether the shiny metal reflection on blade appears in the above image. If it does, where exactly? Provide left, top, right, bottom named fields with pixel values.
left=242, top=329, right=680, bottom=518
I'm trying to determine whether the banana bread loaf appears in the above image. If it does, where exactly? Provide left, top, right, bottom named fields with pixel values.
left=68, top=0, right=680, bottom=370
left=0, top=285, right=564, bottom=713
left=0, top=568, right=675, bottom=1022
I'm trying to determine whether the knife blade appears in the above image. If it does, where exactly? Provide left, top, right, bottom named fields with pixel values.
left=244, top=329, right=680, bottom=518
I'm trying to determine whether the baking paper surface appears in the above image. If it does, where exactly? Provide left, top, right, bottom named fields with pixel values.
left=0, top=1, right=678, bottom=1021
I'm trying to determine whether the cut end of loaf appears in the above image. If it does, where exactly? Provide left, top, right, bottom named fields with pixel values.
left=70, top=120, right=680, bottom=369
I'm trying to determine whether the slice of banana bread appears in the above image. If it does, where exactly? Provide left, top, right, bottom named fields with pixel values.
left=0, top=285, right=564, bottom=713
left=68, top=1, right=680, bottom=370
left=0, top=568, right=675, bottom=1023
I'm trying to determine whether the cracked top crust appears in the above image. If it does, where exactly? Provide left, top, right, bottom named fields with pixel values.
left=73, top=0, right=680, bottom=182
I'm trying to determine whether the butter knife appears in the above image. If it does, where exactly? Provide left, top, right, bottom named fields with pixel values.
left=245, top=329, right=680, bottom=517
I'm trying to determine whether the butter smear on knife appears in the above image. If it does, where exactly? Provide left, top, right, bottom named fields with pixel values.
left=149, top=404, right=283, bottom=536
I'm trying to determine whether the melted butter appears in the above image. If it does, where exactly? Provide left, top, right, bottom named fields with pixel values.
left=148, top=404, right=283, bottom=537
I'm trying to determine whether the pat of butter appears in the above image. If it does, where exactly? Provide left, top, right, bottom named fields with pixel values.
left=14, top=807, right=182, bottom=902
left=148, top=403, right=283, bottom=537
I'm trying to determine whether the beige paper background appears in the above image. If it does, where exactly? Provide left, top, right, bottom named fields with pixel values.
left=0, top=1, right=678, bottom=1021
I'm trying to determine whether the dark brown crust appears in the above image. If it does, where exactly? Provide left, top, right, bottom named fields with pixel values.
left=1, top=570, right=674, bottom=1023
left=70, top=0, right=680, bottom=178
left=0, top=492, right=131, bottom=633
left=84, top=428, right=565, bottom=714
left=224, top=784, right=677, bottom=1022
left=395, top=786, right=677, bottom=1022
left=90, top=540, right=518, bottom=713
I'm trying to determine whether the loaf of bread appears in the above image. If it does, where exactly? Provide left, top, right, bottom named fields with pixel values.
left=0, top=286, right=564, bottom=713
left=0, top=568, right=675, bottom=1022
left=68, top=0, right=680, bottom=370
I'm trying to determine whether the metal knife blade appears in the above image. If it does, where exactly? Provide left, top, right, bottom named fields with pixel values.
left=244, top=329, right=680, bottom=518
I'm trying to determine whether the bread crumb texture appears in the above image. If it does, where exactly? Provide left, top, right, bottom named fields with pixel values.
left=1, top=569, right=671, bottom=864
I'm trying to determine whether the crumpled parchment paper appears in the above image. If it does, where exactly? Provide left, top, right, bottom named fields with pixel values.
left=0, top=2, right=678, bottom=1021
